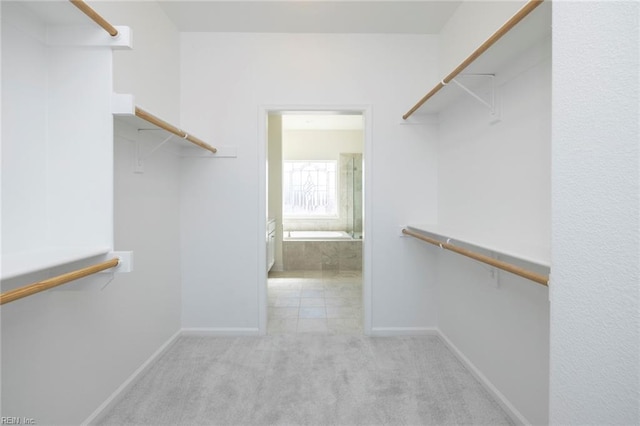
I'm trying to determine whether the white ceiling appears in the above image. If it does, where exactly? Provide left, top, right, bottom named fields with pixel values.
left=158, top=1, right=462, bottom=34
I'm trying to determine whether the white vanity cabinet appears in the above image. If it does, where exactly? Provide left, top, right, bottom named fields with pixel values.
left=267, top=219, right=276, bottom=272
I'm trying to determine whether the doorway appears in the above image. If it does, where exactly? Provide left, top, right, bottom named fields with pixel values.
left=262, top=109, right=369, bottom=335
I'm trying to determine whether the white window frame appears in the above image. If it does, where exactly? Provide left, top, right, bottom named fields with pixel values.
left=283, top=160, right=338, bottom=218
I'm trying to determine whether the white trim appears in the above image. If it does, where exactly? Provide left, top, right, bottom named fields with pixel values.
left=361, top=106, right=373, bottom=336
left=258, top=106, right=269, bottom=335
left=47, top=25, right=132, bottom=49
left=436, top=329, right=530, bottom=426
left=369, top=327, right=439, bottom=336
left=181, top=327, right=261, bottom=336
left=81, top=329, right=181, bottom=425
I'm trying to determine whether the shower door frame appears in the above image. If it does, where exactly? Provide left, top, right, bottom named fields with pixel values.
left=257, top=105, right=373, bottom=335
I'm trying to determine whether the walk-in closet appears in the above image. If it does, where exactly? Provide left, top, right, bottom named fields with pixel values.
left=1, top=1, right=638, bottom=425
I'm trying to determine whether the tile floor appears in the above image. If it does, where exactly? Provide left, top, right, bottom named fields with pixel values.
left=267, top=270, right=363, bottom=334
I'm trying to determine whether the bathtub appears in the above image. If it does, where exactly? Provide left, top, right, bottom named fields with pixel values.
left=282, top=231, right=362, bottom=271
left=284, top=230, right=353, bottom=241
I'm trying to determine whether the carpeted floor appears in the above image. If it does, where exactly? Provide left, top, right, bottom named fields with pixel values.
left=96, top=334, right=513, bottom=425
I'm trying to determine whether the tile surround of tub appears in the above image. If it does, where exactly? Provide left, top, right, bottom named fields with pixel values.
left=267, top=270, right=363, bottom=334
left=283, top=241, right=362, bottom=271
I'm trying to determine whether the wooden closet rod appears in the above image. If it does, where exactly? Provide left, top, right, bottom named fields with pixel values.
left=69, top=0, right=119, bottom=37
left=135, top=107, right=218, bottom=154
left=403, top=0, right=544, bottom=120
left=0, top=258, right=120, bottom=305
left=402, top=228, right=548, bottom=286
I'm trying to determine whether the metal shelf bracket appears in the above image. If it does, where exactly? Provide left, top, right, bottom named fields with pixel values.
left=134, top=132, right=174, bottom=173
left=449, top=74, right=499, bottom=119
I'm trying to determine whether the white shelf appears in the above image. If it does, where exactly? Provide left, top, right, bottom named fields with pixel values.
left=114, top=114, right=198, bottom=151
left=112, top=96, right=181, bottom=142
left=1, top=247, right=112, bottom=280
left=406, top=0, right=551, bottom=116
left=112, top=93, right=217, bottom=154
left=2, top=1, right=130, bottom=284
left=406, top=224, right=550, bottom=268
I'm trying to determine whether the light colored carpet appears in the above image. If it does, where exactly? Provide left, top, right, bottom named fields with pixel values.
left=96, top=335, right=513, bottom=425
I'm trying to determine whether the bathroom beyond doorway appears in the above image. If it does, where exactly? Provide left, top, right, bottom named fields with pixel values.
left=267, top=111, right=364, bottom=272
left=266, top=111, right=365, bottom=334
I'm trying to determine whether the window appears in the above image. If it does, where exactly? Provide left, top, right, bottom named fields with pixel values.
left=283, top=160, right=337, bottom=217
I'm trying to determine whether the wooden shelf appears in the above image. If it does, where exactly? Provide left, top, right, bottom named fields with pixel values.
left=1, top=247, right=112, bottom=281
left=404, top=0, right=551, bottom=117
left=406, top=224, right=550, bottom=268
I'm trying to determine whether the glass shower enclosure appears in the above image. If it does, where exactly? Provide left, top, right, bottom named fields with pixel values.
left=342, top=153, right=363, bottom=240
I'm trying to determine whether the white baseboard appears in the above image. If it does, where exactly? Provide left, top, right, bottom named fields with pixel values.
left=181, top=327, right=261, bottom=336
left=435, top=329, right=530, bottom=426
left=82, top=329, right=181, bottom=425
left=369, top=326, right=439, bottom=336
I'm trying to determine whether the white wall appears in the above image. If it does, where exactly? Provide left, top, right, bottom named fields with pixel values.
left=1, top=128, right=183, bottom=425
left=550, top=2, right=640, bottom=425
left=433, top=11, right=551, bottom=426
left=438, top=0, right=526, bottom=78
left=2, top=3, right=48, bottom=255
left=1, top=2, right=183, bottom=423
left=283, top=129, right=363, bottom=160
left=179, top=33, right=439, bottom=332
left=2, top=2, right=114, bottom=259
left=437, top=38, right=551, bottom=252
left=93, top=1, right=181, bottom=123
left=268, top=114, right=284, bottom=271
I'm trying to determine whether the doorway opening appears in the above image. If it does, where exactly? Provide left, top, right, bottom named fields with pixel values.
left=265, top=110, right=365, bottom=334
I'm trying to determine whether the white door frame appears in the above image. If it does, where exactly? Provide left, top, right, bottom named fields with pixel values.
left=257, top=105, right=373, bottom=335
